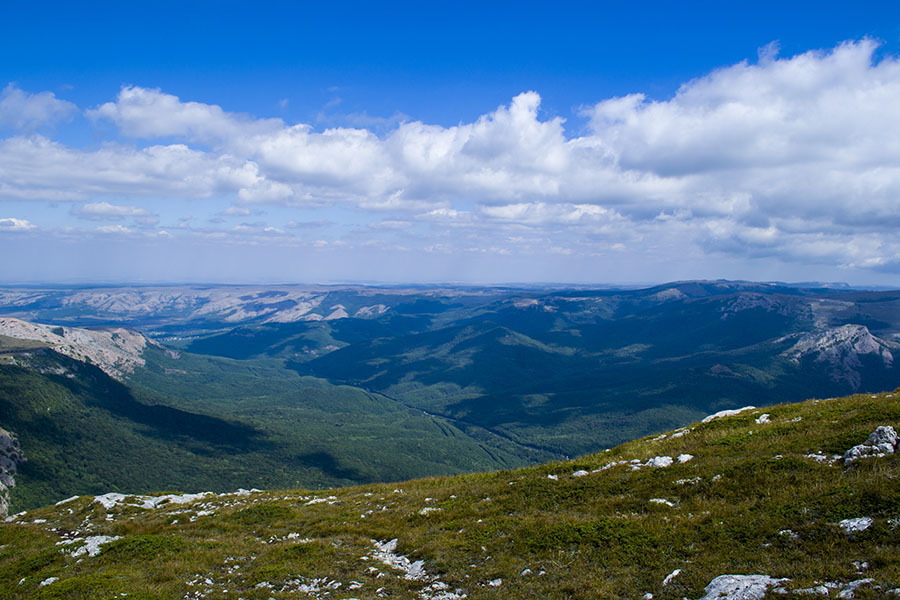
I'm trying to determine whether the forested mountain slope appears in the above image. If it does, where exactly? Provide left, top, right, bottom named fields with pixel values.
left=0, top=345, right=548, bottom=512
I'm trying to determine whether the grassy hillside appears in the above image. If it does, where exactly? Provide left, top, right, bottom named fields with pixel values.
left=0, top=348, right=551, bottom=512
left=2, top=390, right=898, bottom=599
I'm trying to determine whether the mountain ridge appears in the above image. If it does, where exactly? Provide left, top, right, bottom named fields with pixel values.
left=3, top=281, right=900, bottom=516
left=0, top=317, right=152, bottom=380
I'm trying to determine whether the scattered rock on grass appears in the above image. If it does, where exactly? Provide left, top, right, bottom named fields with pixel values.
left=695, top=574, right=788, bottom=600
left=70, top=535, right=121, bottom=557
left=702, top=406, right=756, bottom=423
left=844, top=426, right=898, bottom=464
left=792, top=584, right=829, bottom=595
left=837, top=578, right=874, bottom=598
left=838, top=517, right=874, bottom=534
left=662, top=568, right=681, bottom=585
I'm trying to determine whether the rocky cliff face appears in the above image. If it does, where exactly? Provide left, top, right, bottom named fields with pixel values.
left=782, top=324, right=898, bottom=388
left=0, top=427, right=23, bottom=517
left=0, top=318, right=153, bottom=381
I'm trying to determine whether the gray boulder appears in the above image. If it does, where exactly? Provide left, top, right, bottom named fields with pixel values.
left=844, top=426, right=898, bottom=464
left=696, top=575, right=789, bottom=600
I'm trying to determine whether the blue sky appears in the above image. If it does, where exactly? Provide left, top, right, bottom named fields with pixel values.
left=3, top=1, right=900, bottom=284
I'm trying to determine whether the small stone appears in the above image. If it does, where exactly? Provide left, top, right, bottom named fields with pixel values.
left=662, top=568, right=681, bottom=585
left=838, top=517, right=874, bottom=534
left=778, top=529, right=799, bottom=540
left=646, top=456, right=674, bottom=468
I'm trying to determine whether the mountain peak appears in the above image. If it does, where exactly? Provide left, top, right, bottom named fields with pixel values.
left=783, top=324, right=897, bottom=388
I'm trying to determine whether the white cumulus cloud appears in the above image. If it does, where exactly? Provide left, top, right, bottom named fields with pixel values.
left=72, top=201, right=152, bottom=221
left=7, top=39, right=900, bottom=275
left=0, top=84, right=77, bottom=131
left=0, top=135, right=272, bottom=201
left=0, top=217, right=36, bottom=231
left=88, top=85, right=284, bottom=146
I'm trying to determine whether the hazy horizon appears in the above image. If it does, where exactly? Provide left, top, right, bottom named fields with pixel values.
left=0, top=278, right=895, bottom=292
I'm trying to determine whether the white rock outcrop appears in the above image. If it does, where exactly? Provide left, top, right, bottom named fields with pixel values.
left=702, top=407, right=756, bottom=423
left=844, top=426, right=898, bottom=464
left=371, top=539, right=467, bottom=599
left=70, top=535, right=122, bottom=557
left=372, top=539, right=428, bottom=581
left=92, top=491, right=215, bottom=511
left=0, top=317, right=153, bottom=380
left=696, top=575, right=789, bottom=600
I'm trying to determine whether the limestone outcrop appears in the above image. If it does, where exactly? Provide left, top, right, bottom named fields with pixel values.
left=0, top=427, right=23, bottom=517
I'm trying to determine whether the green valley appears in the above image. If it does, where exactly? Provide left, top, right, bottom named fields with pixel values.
left=2, top=281, right=900, bottom=518
left=1, top=346, right=549, bottom=513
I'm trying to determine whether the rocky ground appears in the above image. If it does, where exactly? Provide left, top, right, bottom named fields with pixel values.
left=2, top=390, right=898, bottom=599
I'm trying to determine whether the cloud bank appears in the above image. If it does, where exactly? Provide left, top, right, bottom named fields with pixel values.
left=2, top=40, right=900, bottom=280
